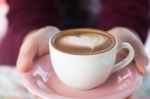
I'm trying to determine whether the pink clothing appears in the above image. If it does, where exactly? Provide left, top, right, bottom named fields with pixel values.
left=0, top=0, right=149, bottom=65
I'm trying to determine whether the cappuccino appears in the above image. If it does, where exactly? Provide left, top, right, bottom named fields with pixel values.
left=49, top=28, right=134, bottom=90
left=51, top=28, right=115, bottom=54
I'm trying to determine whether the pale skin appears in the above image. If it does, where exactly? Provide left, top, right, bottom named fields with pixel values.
left=17, top=26, right=148, bottom=75
left=16, top=26, right=148, bottom=99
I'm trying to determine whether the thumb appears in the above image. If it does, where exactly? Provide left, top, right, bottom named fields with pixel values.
left=17, top=39, right=37, bottom=73
left=135, top=50, right=149, bottom=75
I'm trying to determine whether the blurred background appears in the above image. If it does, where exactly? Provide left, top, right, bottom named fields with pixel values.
left=0, top=0, right=8, bottom=41
left=0, top=0, right=150, bottom=99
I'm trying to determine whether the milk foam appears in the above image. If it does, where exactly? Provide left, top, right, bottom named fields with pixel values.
left=60, top=33, right=107, bottom=50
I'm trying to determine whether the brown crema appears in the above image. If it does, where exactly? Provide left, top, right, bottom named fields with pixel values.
left=51, top=28, right=115, bottom=55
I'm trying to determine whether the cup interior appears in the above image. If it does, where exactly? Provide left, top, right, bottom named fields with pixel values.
left=50, top=28, right=116, bottom=55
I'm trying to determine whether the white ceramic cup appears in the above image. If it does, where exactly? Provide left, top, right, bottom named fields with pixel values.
left=49, top=29, right=134, bottom=90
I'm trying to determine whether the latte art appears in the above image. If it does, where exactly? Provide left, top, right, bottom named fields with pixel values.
left=60, top=33, right=106, bottom=50
left=52, top=29, right=115, bottom=54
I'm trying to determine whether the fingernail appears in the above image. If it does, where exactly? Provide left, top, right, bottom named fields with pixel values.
left=17, top=61, right=30, bottom=73
left=141, top=64, right=148, bottom=75
left=145, top=64, right=149, bottom=73
left=136, top=62, right=148, bottom=75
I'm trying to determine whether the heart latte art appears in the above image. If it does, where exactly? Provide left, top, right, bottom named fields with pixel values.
left=52, top=31, right=114, bottom=54
left=60, top=34, right=106, bottom=50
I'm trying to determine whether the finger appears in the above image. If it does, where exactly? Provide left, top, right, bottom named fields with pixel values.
left=35, top=26, right=60, bottom=57
left=108, top=27, right=149, bottom=75
left=133, top=39, right=149, bottom=75
left=17, top=26, right=60, bottom=73
left=17, top=39, right=37, bottom=73
left=135, top=54, right=149, bottom=75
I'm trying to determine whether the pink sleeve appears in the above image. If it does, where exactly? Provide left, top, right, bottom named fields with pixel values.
left=7, top=0, right=60, bottom=36
left=0, top=0, right=60, bottom=65
left=98, top=0, right=149, bottom=43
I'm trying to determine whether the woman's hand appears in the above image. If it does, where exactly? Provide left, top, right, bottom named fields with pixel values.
left=107, top=27, right=149, bottom=75
left=17, top=26, right=148, bottom=75
left=17, top=26, right=60, bottom=73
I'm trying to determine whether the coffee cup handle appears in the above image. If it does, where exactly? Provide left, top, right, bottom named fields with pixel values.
left=112, top=42, right=134, bottom=73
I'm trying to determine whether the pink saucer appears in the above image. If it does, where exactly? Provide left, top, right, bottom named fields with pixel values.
left=21, top=55, right=142, bottom=99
